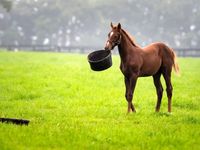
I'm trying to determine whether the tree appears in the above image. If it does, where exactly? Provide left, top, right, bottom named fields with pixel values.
left=0, top=0, right=12, bottom=12
left=0, top=0, right=199, bottom=48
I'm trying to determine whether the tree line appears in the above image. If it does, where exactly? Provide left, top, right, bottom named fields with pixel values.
left=0, top=0, right=199, bottom=48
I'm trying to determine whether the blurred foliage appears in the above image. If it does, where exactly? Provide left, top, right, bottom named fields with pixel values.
left=0, top=0, right=199, bottom=48
left=0, top=0, right=12, bottom=12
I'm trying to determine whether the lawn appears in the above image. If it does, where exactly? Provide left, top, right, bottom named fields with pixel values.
left=0, top=50, right=200, bottom=150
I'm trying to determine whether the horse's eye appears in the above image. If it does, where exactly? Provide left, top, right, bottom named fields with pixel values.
left=114, top=35, right=118, bottom=39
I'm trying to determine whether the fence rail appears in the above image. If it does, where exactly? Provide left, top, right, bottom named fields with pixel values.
left=0, top=45, right=200, bottom=57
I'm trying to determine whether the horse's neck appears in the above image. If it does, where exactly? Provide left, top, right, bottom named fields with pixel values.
left=118, top=32, right=138, bottom=61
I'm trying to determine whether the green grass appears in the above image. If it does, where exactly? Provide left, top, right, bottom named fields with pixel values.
left=0, top=51, right=200, bottom=150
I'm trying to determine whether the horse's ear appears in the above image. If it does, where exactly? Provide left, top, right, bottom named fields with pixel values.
left=110, top=22, right=114, bottom=29
left=117, top=23, right=121, bottom=30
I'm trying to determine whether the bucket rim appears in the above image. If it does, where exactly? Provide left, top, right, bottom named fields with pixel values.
left=88, top=50, right=111, bottom=63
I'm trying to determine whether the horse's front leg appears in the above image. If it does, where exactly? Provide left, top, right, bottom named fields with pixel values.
left=124, top=74, right=138, bottom=113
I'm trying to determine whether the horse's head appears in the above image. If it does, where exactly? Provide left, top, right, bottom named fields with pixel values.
left=104, top=22, right=122, bottom=50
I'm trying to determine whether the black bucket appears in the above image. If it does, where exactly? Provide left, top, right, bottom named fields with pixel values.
left=88, top=50, right=112, bottom=71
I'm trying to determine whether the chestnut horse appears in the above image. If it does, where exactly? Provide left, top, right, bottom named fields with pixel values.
left=105, top=23, right=179, bottom=113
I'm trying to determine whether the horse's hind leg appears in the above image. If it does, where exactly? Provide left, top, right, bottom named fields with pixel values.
left=153, top=72, right=163, bottom=112
left=162, top=68, right=173, bottom=112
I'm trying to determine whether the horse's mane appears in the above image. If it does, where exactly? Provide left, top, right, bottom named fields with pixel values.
left=121, top=29, right=140, bottom=47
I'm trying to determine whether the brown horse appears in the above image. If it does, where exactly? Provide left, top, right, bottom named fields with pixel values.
left=105, top=23, right=179, bottom=113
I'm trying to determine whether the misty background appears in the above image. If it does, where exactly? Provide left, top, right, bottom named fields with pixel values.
left=0, top=0, right=200, bottom=50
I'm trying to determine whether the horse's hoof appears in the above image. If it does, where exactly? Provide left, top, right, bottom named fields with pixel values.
left=167, top=112, right=172, bottom=115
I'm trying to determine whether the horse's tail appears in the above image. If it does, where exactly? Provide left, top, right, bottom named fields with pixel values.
left=171, top=49, right=180, bottom=75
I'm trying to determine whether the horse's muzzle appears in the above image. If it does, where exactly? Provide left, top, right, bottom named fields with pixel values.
left=105, top=43, right=114, bottom=51
left=104, top=46, right=110, bottom=51
left=105, top=40, right=114, bottom=50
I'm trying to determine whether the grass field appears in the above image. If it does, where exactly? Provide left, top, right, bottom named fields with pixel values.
left=0, top=50, right=200, bottom=150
